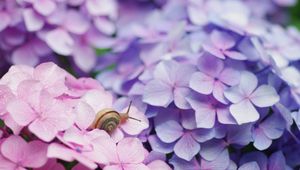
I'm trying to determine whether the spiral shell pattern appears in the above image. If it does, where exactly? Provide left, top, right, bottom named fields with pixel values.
left=94, top=110, right=121, bottom=133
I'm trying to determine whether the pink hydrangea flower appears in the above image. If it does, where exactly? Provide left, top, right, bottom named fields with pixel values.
left=0, top=135, right=48, bottom=170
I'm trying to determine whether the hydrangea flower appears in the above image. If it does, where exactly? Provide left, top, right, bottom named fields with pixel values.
left=224, top=71, right=280, bottom=124
left=0, top=135, right=48, bottom=169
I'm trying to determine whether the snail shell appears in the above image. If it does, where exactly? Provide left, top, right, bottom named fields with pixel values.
left=91, top=108, right=122, bottom=133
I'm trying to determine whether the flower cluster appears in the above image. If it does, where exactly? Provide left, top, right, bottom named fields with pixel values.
left=0, top=0, right=117, bottom=73
left=0, top=62, right=170, bottom=169
left=94, top=0, right=300, bottom=169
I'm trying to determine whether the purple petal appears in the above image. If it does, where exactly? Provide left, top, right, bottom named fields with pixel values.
left=200, top=139, right=226, bottom=161
left=268, top=151, right=286, bottom=170
left=227, top=124, right=252, bottom=145
left=253, top=128, right=272, bottom=150
left=155, top=120, right=183, bottom=143
left=239, top=162, right=260, bottom=170
left=0, top=11, right=10, bottom=31
left=218, top=68, right=240, bottom=86
left=202, top=44, right=226, bottom=59
left=224, top=51, right=247, bottom=60
left=169, top=155, right=200, bottom=170
left=216, top=108, right=237, bottom=124
left=143, top=80, right=173, bottom=107
left=174, top=87, right=191, bottom=109
left=197, top=53, right=224, bottom=77
left=212, top=81, right=228, bottom=104
left=45, top=28, right=74, bottom=56
left=12, top=45, right=38, bottom=66
left=200, top=149, right=230, bottom=170
left=260, top=114, right=285, bottom=139
left=73, top=43, right=96, bottom=72
left=240, top=151, right=268, bottom=170
left=250, top=85, right=280, bottom=107
left=224, top=86, right=244, bottom=104
left=189, top=72, right=214, bottom=94
left=33, top=0, right=56, bottom=16
left=23, top=9, right=44, bottom=31
left=148, top=135, right=175, bottom=154
left=174, top=133, right=200, bottom=161
left=229, top=99, right=260, bottom=124
left=238, top=71, right=258, bottom=96
left=63, top=10, right=90, bottom=34
left=210, top=30, right=235, bottom=50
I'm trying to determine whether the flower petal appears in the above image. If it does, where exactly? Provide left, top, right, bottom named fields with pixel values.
left=7, top=99, right=37, bottom=126
left=23, top=9, right=44, bottom=32
left=210, top=30, right=235, bottom=50
left=250, top=85, right=280, bottom=107
left=253, top=128, right=272, bottom=150
left=239, top=162, right=260, bottom=170
left=143, top=80, right=173, bottom=107
left=21, top=141, right=48, bottom=168
left=155, top=120, right=183, bottom=143
left=229, top=99, right=259, bottom=124
left=174, top=134, right=200, bottom=161
left=117, top=138, right=145, bottom=164
left=1, top=136, right=27, bottom=163
left=45, top=28, right=74, bottom=56
left=189, top=72, right=214, bottom=95
left=33, top=0, right=56, bottom=16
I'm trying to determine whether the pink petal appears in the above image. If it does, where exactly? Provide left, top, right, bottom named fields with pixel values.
left=63, top=127, right=87, bottom=146
left=23, top=9, right=44, bottom=31
left=63, top=10, right=90, bottom=34
left=75, top=101, right=96, bottom=130
left=120, top=106, right=149, bottom=135
left=35, top=159, right=65, bottom=170
left=230, top=99, right=259, bottom=124
left=47, top=143, right=98, bottom=169
left=0, top=65, right=34, bottom=93
left=123, top=164, right=150, bottom=170
left=110, top=128, right=124, bottom=143
left=21, top=141, right=48, bottom=168
left=81, top=89, right=113, bottom=112
left=103, top=165, right=122, bottom=170
left=189, top=72, right=214, bottom=95
left=34, top=62, right=68, bottom=97
left=117, top=138, right=145, bottom=164
left=147, top=160, right=171, bottom=170
left=143, top=80, right=173, bottom=107
left=29, top=120, right=59, bottom=142
left=1, top=136, right=27, bottom=163
left=33, top=0, right=56, bottom=16
left=0, top=85, right=14, bottom=116
left=0, top=154, right=16, bottom=170
left=90, top=134, right=117, bottom=164
left=210, top=30, right=235, bottom=50
left=0, top=11, right=10, bottom=31
left=7, top=99, right=37, bottom=126
left=16, top=80, right=43, bottom=110
left=250, top=85, right=280, bottom=107
left=45, top=28, right=74, bottom=56
left=174, top=134, right=200, bottom=161
left=2, top=114, right=23, bottom=135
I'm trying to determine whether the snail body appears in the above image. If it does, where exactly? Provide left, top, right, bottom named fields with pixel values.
left=91, top=102, right=139, bottom=133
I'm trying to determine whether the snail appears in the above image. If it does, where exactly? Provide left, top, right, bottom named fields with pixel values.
left=91, top=101, right=141, bottom=133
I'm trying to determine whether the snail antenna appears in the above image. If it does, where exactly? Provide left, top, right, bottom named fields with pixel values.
left=126, top=101, right=141, bottom=122
left=126, top=101, right=133, bottom=115
left=129, top=117, right=141, bottom=122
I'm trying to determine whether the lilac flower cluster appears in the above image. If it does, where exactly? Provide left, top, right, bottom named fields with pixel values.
left=95, top=0, right=300, bottom=169
left=0, top=0, right=117, bottom=73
